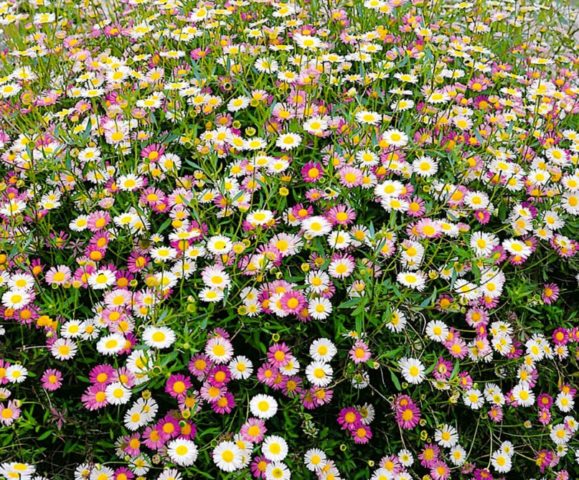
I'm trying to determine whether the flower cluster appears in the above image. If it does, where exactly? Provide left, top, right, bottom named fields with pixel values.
left=0, top=0, right=578, bottom=478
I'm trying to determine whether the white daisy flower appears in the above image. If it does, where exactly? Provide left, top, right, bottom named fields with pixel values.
left=1, top=290, right=32, bottom=309
left=502, top=239, right=532, bottom=258
left=381, top=129, right=408, bottom=147
left=206, top=235, right=233, bottom=255
left=227, top=96, right=250, bottom=112
left=105, top=382, right=131, bottom=405
left=309, top=339, right=337, bottom=362
left=0, top=83, right=21, bottom=98
left=262, top=435, right=289, bottom=461
left=463, top=388, right=484, bottom=410
left=265, top=462, right=291, bottom=480
left=96, top=333, right=127, bottom=355
left=355, top=110, right=381, bottom=125
left=304, top=448, right=327, bottom=471
left=246, top=209, right=274, bottom=226
left=449, top=445, right=467, bottom=466
left=434, top=424, right=459, bottom=448
left=87, top=269, right=116, bottom=290
left=512, top=383, right=535, bottom=407
left=199, top=288, right=225, bottom=303
left=303, top=116, right=329, bottom=135
left=213, top=441, right=243, bottom=472
left=8, top=274, right=35, bottom=291
left=205, top=337, right=233, bottom=364
left=276, top=133, right=302, bottom=150
left=399, top=357, right=425, bottom=384
left=396, top=271, right=427, bottom=291
left=302, top=216, right=332, bottom=238
left=229, top=356, right=254, bottom=380
left=398, top=448, right=414, bottom=467
left=550, top=424, right=571, bottom=445
left=50, top=338, right=78, bottom=360
left=412, top=156, right=438, bottom=177
left=307, top=297, right=333, bottom=320
left=249, top=394, right=278, bottom=419
left=5, top=364, right=28, bottom=383
left=491, top=450, right=513, bottom=473
left=150, top=246, right=178, bottom=262
left=142, top=326, right=176, bottom=349
left=470, top=232, right=499, bottom=256
left=425, top=320, right=449, bottom=342
left=555, top=392, right=574, bottom=413
left=305, top=361, right=333, bottom=387
left=168, top=439, right=199, bottom=467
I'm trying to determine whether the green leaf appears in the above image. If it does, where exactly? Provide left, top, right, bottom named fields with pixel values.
left=390, top=370, right=402, bottom=391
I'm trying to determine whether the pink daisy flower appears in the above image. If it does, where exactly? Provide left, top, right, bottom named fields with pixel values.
left=0, top=400, right=21, bottom=426
left=45, top=266, right=71, bottom=286
left=352, top=424, right=372, bottom=444
left=337, top=166, right=363, bottom=187
left=81, top=384, right=108, bottom=410
left=267, top=343, right=292, bottom=367
left=41, top=369, right=63, bottom=391
left=211, top=391, right=235, bottom=414
left=165, top=374, right=192, bottom=399
left=240, top=418, right=267, bottom=444
left=349, top=340, right=371, bottom=364
left=325, top=204, right=356, bottom=226
left=279, top=291, right=306, bottom=314
left=301, top=162, right=324, bottom=183
left=337, top=407, right=362, bottom=431
left=542, top=283, right=560, bottom=304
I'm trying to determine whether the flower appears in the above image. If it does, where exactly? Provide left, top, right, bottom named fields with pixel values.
left=309, top=339, right=337, bottom=362
left=0, top=401, right=21, bottom=426
left=249, top=394, right=278, bottom=419
left=307, top=297, right=333, bottom=320
left=1, top=290, right=32, bottom=309
left=168, top=439, right=199, bottom=466
left=213, top=441, right=243, bottom=472
left=304, top=448, right=327, bottom=471
left=205, top=337, right=234, bottom=364
left=229, top=356, right=254, bottom=380
left=265, top=462, right=291, bottom=480
left=412, top=156, right=438, bottom=177
left=434, top=425, right=458, bottom=448
left=399, top=357, right=426, bottom=385
left=382, top=129, right=409, bottom=147
left=305, top=361, right=333, bottom=387
left=276, top=133, right=302, bottom=151
left=262, top=435, right=288, bottom=461
left=247, top=210, right=274, bottom=227
left=41, top=369, right=63, bottom=391
left=463, top=389, right=484, bottom=410
left=355, top=110, right=381, bottom=125
left=491, top=449, right=512, bottom=473
left=50, top=338, right=78, bottom=360
left=503, top=239, right=532, bottom=258
left=396, top=271, right=427, bottom=291
left=105, top=382, right=131, bottom=405
left=542, top=283, right=560, bottom=304
left=350, top=341, right=371, bottom=364
left=294, top=33, right=321, bottom=50
left=511, top=383, right=535, bottom=407
left=5, top=365, right=28, bottom=384
left=87, top=269, right=116, bottom=289
left=165, top=374, right=192, bottom=398
left=96, top=334, right=127, bottom=356
left=143, top=326, right=176, bottom=349
left=302, top=216, right=332, bottom=237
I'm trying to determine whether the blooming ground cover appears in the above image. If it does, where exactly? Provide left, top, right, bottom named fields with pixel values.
left=0, top=0, right=578, bottom=478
